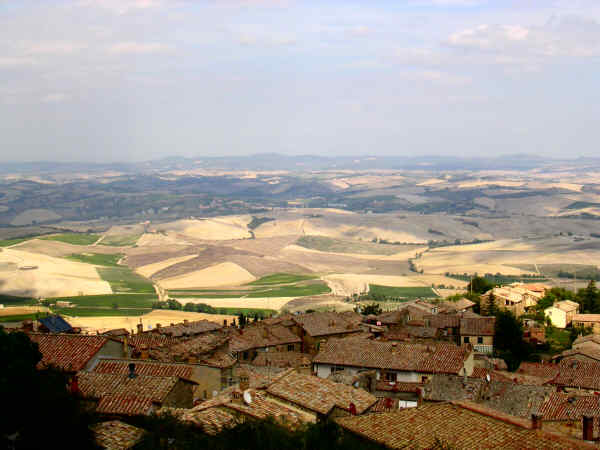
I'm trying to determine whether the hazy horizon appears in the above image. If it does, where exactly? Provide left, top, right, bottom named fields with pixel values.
left=1, top=0, right=600, bottom=163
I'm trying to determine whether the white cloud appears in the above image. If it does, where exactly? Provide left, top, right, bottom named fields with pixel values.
left=41, top=93, right=68, bottom=103
left=24, top=42, right=87, bottom=55
left=107, top=42, right=171, bottom=54
left=78, top=0, right=164, bottom=14
left=401, top=70, right=471, bottom=85
left=446, top=16, right=600, bottom=59
left=0, top=57, right=36, bottom=67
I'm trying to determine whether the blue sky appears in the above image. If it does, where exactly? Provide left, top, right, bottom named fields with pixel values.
left=1, top=0, right=599, bottom=162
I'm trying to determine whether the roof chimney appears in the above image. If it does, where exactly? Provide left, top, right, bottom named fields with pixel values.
left=349, top=402, right=357, bottom=415
left=137, top=323, right=143, bottom=334
left=183, top=319, right=189, bottom=326
left=583, top=416, right=594, bottom=441
left=70, top=375, right=80, bottom=395
left=531, top=414, right=542, bottom=430
left=224, top=319, right=228, bottom=327
left=128, top=363, right=137, bottom=379
left=122, top=335, right=128, bottom=357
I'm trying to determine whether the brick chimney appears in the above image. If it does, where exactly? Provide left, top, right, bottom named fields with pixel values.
left=531, top=414, right=542, bottom=430
left=416, top=387, right=423, bottom=407
left=156, top=323, right=161, bottom=330
left=183, top=319, right=189, bottom=326
left=140, top=345, right=149, bottom=360
left=137, top=323, right=143, bottom=334
left=122, top=335, right=128, bottom=357
left=224, top=319, right=228, bottom=327
left=583, top=416, right=594, bottom=441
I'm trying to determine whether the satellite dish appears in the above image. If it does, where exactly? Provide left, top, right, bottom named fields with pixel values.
left=485, top=374, right=491, bottom=382
left=243, top=390, right=253, bottom=405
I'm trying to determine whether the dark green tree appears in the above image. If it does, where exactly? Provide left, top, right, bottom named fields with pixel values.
left=578, top=280, right=600, bottom=313
left=467, top=276, right=494, bottom=294
left=0, top=327, right=98, bottom=449
left=493, top=309, right=533, bottom=370
left=359, top=303, right=382, bottom=316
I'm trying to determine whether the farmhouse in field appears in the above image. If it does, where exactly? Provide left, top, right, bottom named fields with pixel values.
left=481, top=283, right=547, bottom=317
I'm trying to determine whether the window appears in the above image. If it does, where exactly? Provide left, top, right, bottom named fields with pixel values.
left=330, top=366, right=343, bottom=374
left=463, top=336, right=470, bottom=343
left=383, top=372, right=397, bottom=382
left=477, top=337, right=483, bottom=344
left=243, top=351, right=249, bottom=360
left=203, top=390, right=207, bottom=399
left=287, top=344, right=294, bottom=351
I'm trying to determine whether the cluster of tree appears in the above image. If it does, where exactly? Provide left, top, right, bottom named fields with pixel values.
left=0, top=327, right=99, bottom=449
left=536, top=282, right=600, bottom=315
left=355, top=303, right=383, bottom=316
left=152, top=299, right=184, bottom=310
left=237, top=313, right=263, bottom=328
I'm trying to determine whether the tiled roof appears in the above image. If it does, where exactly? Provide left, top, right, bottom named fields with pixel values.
left=252, top=351, right=312, bottom=369
left=374, top=310, right=406, bottom=325
left=335, top=402, right=594, bottom=449
left=573, top=334, right=600, bottom=347
left=552, top=359, right=600, bottom=391
left=28, top=333, right=108, bottom=371
left=127, top=334, right=176, bottom=351
left=313, top=339, right=469, bottom=375
left=370, top=397, right=399, bottom=413
left=460, top=317, right=495, bottom=336
left=92, top=420, right=145, bottom=449
left=572, top=314, right=600, bottom=323
left=154, top=319, right=222, bottom=337
left=94, top=359, right=196, bottom=382
left=191, top=386, right=306, bottom=428
left=78, top=372, right=181, bottom=415
left=422, top=375, right=483, bottom=402
left=478, top=382, right=553, bottom=418
left=168, top=332, right=230, bottom=358
left=424, top=314, right=460, bottom=329
left=556, top=300, right=579, bottom=312
left=470, top=368, right=514, bottom=383
left=229, top=325, right=301, bottom=352
left=102, top=328, right=130, bottom=337
left=557, top=344, right=600, bottom=362
left=516, top=362, right=560, bottom=379
left=162, top=407, right=237, bottom=435
left=540, top=392, right=600, bottom=421
left=266, top=370, right=377, bottom=415
left=292, top=311, right=362, bottom=337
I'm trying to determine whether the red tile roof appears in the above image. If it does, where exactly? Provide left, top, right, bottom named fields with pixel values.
left=313, top=339, right=470, bottom=375
left=127, top=334, right=176, bottom=351
left=292, top=311, right=362, bottom=337
left=573, top=314, right=600, bottom=323
left=336, top=402, right=594, bottom=449
left=424, top=314, right=461, bottom=329
left=28, top=333, right=109, bottom=371
left=552, top=359, right=600, bottom=391
left=154, top=319, right=222, bottom=337
left=252, top=351, right=312, bottom=369
left=162, top=407, right=237, bottom=435
left=460, top=317, right=495, bottom=336
left=516, top=362, right=561, bottom=379
left=92, top=420, right=145, bottom=449
left=93, top=359, right=196, bottom=382
left=266, top=370, right=377, bottom=415
left=77, top=371, right=183, bottom=415
left=229, top=325, right=301, bottom=352
left=540, top=393, right=600, bottom=421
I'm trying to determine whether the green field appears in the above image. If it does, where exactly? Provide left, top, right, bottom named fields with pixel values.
left=53, top=307, right=150, bottom=317
left=48, top=293, right=157, bottom=308
left=296, top=235, right=407, bottom=256
left=65, top=253, right=123, bottom=267
left=367, top=285, right=439, bottom=299
left=0, top=237, right=32, bottom=247
left=41, top=233, right=100, bottom=245
left=0, top=294, right=38, bottom=306
left=99, top=234, right=142, bottom=247
left=247, top=283, right=330, bottom=297
left=97, top=267, right=155, bottom=293
left=0, top=313, right=45, bottom=323
left=248, top=273, right=318, bottom=286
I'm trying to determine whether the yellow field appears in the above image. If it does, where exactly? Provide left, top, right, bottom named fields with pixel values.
left=64, top=309, right=236, bottom=334
left=157, top=262, right=256, bottom=289
left=0, top=248, right=112, bottom=298
left=179, top=296, right=295, bottom=311
left=0, top=306, right=50, bottom=317
left=136, top=254, right=199, bottom=278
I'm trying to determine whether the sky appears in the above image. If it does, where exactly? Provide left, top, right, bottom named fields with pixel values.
left=1, top=0, right=599, bottom=162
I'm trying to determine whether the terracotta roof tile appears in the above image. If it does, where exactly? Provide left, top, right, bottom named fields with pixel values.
left=92, top=420, right=145, bottom=449
left=163, top=407, right=238, bottom=435
left=229, top=325, right=301, bottom=352
left=266, top=370, right=376, bottom=415
left=540, top=392, right=600, bottom=421
left=336, top=402, right=594, bottom=449
left=154, top=320, right=222, bottom=337
left=552, top=359, right=600, bottom=391
left=460, top=317, right=495, bottom=336
left=292, top=311, right=362, bottom=337
left=573, top=314, right=600, bottom=323
left=516, top=362, right=561, bottom=379
left=424, top=314, right=460, bottom=329
left=313, top=339, right=470, bottom=375
left=78, top=371, right=182, bottom=415
left=28, top=333, right=108, bottom=371
left=94, top=359, right=196, bottom=382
